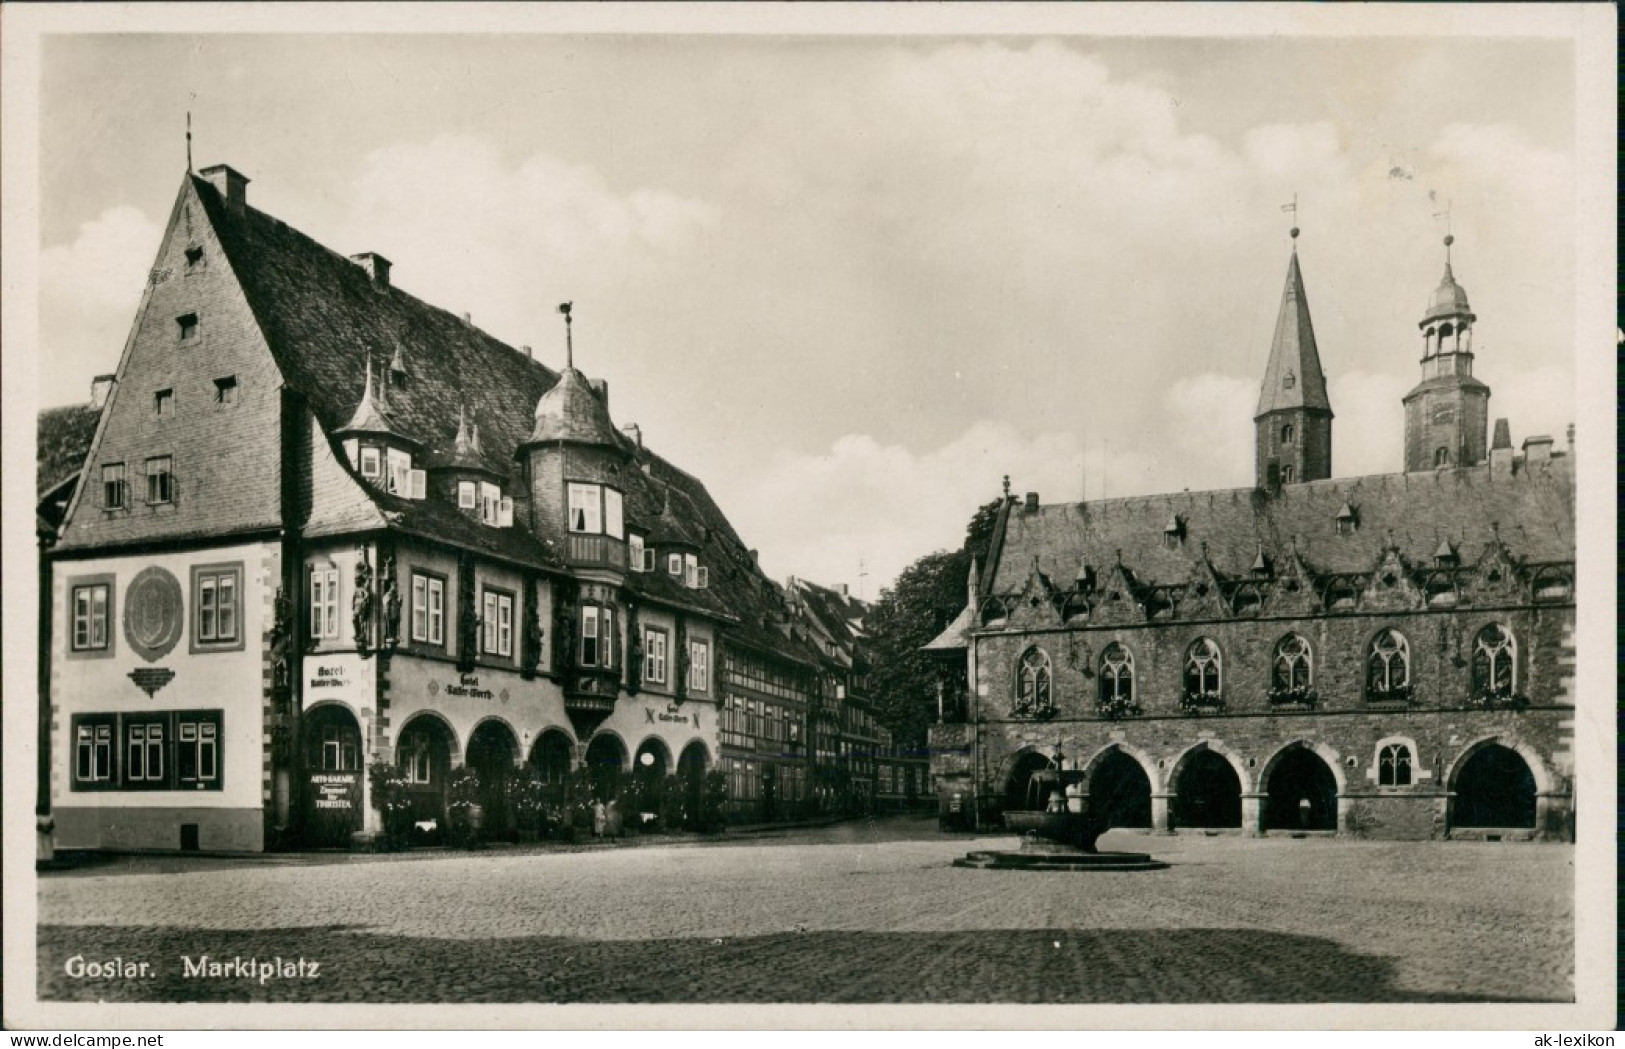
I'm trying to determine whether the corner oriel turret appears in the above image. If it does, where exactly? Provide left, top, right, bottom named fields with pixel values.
left=1254, top=229, right=1334, bottom=488
left=1402, top=234, right=1491, bottom=471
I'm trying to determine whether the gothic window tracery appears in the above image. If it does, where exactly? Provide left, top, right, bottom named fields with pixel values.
left=1271, top=634, right=1312, bottom=692
left=1012, top=647, right=1053, bottom=719
left=1183, top=638, right=1222, bottom=699
left=1471, top=623, right=1516, bottom=697
left=1378, top=742, right=1413, bottom=786
left=1098, top=642, right=1134, bottom=705
left=1367, top=628, right=1411, bottom=699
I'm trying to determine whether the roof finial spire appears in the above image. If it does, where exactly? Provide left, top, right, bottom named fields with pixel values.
left=557, top=301, right=574, bottom=370
left=1433, top=197, right=1455, bottom=272
left=1281, top=193, right=1300, bottom=247
left=186, top=110, right=193, bottom=174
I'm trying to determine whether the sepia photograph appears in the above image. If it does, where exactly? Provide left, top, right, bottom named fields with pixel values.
left=3, top=2, right=1614, bottom=1033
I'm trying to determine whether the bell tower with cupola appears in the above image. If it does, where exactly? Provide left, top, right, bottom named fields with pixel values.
left=1401, top=234, right=1491, bottom=471
left=1254, top=226, right=1334, bottom=488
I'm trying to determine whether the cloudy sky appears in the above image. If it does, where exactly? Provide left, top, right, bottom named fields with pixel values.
left=36, top=26, right=1579, bottom=595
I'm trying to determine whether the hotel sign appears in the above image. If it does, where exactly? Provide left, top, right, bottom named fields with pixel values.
left=645, top=701, right=697, bottom=727
left=427, top=674, right=509, bottom=703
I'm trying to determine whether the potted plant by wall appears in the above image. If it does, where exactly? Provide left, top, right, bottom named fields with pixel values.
left=445, top=766, right=484, bottom=849
left=507, top=766, right=547, bottom=843
left=367, top=759, right=414, bottom=851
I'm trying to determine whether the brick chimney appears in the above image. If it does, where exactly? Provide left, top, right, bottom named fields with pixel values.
left=198, top=164, right=249, bottom=218
left=1489, top=417, right=1515, bottom=475
left=89, top=374, right=114, bottom=410
left=350, top=252, right=392, bottom=289
left=622, top=422, right=642, bottom=450
left=1024, top=492, right=1040, bottom=513
left=1522, top=435, right=1553, bottom=463
left=590, top=378, right=609, bottom=409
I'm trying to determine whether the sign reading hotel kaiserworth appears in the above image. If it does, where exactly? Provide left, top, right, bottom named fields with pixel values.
left=646, top=701, right=692, bottom=726
left=308, top=664, right=350, bottom=691
left=428, top=674, right=508, bottom=702
left=302, top=655, right=371, bottom=709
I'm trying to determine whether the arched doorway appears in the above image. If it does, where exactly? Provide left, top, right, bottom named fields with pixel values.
left=1088, top=749, right=1152, bottom=828
left=584, top=733, right=627, bottom=802
left=466, top=720, right=520, bottom=841
left=1263, top=745, right=1338, bottom=831
left=529, top=729, right=575, bottom=805
left=1452, top=744, right=1537, bottom=828
left=1173, top=749, right=1241, bottom=829
left=302, top=704, right=364, bottom=848
left=632, top=738, right=672, bottom=823
left=1004, top=749, right=1058, bottom=813
left=678, top=741, right=708, bottom=829
left=395, top=714, right=456, bottom=843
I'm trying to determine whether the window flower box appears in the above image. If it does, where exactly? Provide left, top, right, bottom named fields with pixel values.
left=1267, top=685, right=1319, bottom=709
left=1096, top=694, right=1142, bottom=720
left=1179, top=689, right=1225, bottom=714
left=1464, top=687, right=1529, bottom=711
left=1365, top=683, right=1414, bottom=705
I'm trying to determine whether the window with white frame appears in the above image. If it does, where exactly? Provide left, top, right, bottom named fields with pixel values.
left=320, top=722, right=358, bottom=772
left=176, top=716, right=220, bottom=785
left=1367, top=629, right=1410, bottom=698
left=580, top=605, right=615, bottom=668
left=411, top=571, right=446, bottom=645
left=145, top=455, right=174, bottom=504
left=194, top=565, right=241, bottom=647
left=359, top=446, right=382, bottom=481
left=644, top=627, right=668, bottom=684
left=668, top=553, right=683, bottom=577
left=1098, top=642, right=1134, bottom=704
left=482, top=588, right=514, bottom=658
left=74, top=718, right=115, bottom=784
left=102, top=463, right=127, bottom=510
left=71, top=582, right=111, bottom=652
left=688, top=639, right=710, bottom=693
left=386, top=448, right=413, bottom=496
left=1271, top=634, right=1313, bottom=692
left=399, top=728, right=434, bottom=785
left=310, top=565, right=339, bottom=640
left=1183, top=637, right=1222, bottom=698
left=628, top=533, right=645, bottom=571
left=458, top=481, right=477, bottom=509
left=125, top=720, right=165, bottom=783
left=567, top=482, right=624, bottom=537
left=478, top=482, right=502, bottom=525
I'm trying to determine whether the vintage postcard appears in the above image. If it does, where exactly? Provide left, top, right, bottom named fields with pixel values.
left=3, top=2, right=1615, bottom=1033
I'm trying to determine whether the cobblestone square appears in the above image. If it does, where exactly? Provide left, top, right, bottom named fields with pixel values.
left=36, top=818, right=1573, bottom=1004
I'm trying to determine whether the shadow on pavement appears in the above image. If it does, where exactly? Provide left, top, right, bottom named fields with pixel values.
left=37, top=923, right=1568, bottom=1004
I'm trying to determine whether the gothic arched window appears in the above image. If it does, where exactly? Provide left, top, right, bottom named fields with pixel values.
left=1183, top=638, right=1222, bottom=699
left=1367, top=628, right=1411, bottom=699
left=1099, top=642, right=1135, bottom=704
left=1271, top=634, right=1312, bottom=693
left=1434, top=446, right=1451, bottom=467
left=1014, top=647, right=1052, bottom=717
left=1471, top=623, right=1516, bottom=697
left=1281, top=423, right=1295, bottom=445
left=1378, top=742, right=1413, bottom=786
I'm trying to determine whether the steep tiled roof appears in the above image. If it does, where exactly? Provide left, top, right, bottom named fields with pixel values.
left=37, top=403, right=100, bottom=497
left=192, top=173, right=815, bottom=666
left=1255, top=250, right=1332, bottom=418
left=987, top=457, right=1574, bottom=597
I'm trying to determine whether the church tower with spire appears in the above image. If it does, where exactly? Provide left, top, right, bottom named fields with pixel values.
left=1254, top=228, right=1334, bottom=488
left=1402, top=234, right=1490, bottom=471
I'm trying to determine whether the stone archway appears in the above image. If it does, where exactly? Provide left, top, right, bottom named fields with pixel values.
left=395, top=712, right=457, bottom=841
left=529, top=729, right=575, bottom=803
left=678, top=741, right=710, bottom=830
left=466, top=719, right=521, bottom=841
left=1262, top=744, right=1339, bottom=831
left=301, top=703, right=364, bottom=848
left=585, top=732, right=628, bottom=802
left=632, top=737, right=673, bottom=823
left=1086, top=747, right=1153, bottom=829
left=1172, top=748, right=1242, bottom=829
left=1451, top=743, right=1537, bottom=829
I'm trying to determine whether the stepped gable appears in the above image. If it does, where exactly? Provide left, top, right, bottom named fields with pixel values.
left=37, top=403, right=100, bottom=497
left=191, top=175, right=555, bottom=481
left=987, top=459, right=1574, bottom=597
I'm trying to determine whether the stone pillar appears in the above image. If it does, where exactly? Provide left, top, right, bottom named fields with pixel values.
left=1241, top=792, right=1266, bottom=837
left=1151, top=792, right=1175, bottom=834
left=1534, top=791, right=1569, bottom=842
left=1335, top=793, right=1354, bottom=837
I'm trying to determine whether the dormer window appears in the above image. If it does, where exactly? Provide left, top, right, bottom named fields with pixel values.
left=668, top=553, right=683, bottom=577
left=458, top=481, right=477, bottom=510
left=385, top=449, right=412, bottom=495
left=359, top=447, right=381, bottom=481
left=566, top=482, right=625, bottom=539
left=629, top=533, right=647, bottom=572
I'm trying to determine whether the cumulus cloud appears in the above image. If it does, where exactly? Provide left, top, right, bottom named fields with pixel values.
left=40, top=205, right=162, bottom=405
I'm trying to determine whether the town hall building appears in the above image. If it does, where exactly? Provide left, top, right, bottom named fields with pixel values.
left=927, top=229, right=1576, bottom=841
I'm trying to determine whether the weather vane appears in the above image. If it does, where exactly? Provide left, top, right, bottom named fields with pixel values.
left=1281, top=193, right=1300, bottom=243
left=558, top=301, right=573, bottom=369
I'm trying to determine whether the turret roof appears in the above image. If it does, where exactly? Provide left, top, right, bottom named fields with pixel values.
left=526, top=366, right=622, bottom=448
left=1255, top=250, right=1333, bottom=419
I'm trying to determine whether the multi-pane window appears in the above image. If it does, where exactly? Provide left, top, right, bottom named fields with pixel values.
left=628, top=533, right=646, bottom=571
left=74, top=720, right=114, bottom=784
left=566, top=482, right=625, bottom=539
left=688, top=639, right=710, bottom=693
left=604, top=488, right=624, bottom=538
left=482, top=589, right=514, bottom=658
left=310, top=566, right=339, bottom=640
left=102, top=463, right=127, bottom=510
left=580, top=605, right=615, bottom=668
left=399, top=729, right=433, bottom=785
left=1017, top=647, right=1051, bottom=712
left=126, top=721, right=165, bottom=783
left=194, top=566, right=240, bottom=646
left=386, top=448, right=413, bottom=496
left=1183, top=638, right=1223, bottom=697
left=458, top=481, right=477, bottom=509
left=479, top=482, right=501, bottom=525
left=1367, top=629, right=1411, bottom=697
left=71, top=583, right=110, bottom=652
left=1271, top=634, right=1313, bottom=691
left=176, top=717, right=220, bottom=785
left=359, top=446, right=382, bottom=481
left=644, top=627, right=668, bottom=684
left=1099, top=642, right=1134, bottom=703
left=411, top=572, right=445, bottom=645
left=1378, top=743, right=1413, bottom=787
left=1471, top=624, right=1516, bottom=696
left=668, top=553, right=683, bottom=577
left=146, top=456, right=173, bottom=504
left=319, top=723, right=358, bottom=772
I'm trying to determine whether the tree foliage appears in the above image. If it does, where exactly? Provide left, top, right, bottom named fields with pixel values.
left=869, top=499, right=1004, bottom=749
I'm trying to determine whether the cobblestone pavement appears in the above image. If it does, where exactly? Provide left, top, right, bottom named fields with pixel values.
left=36, top=819, right=1573, bottom=1003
